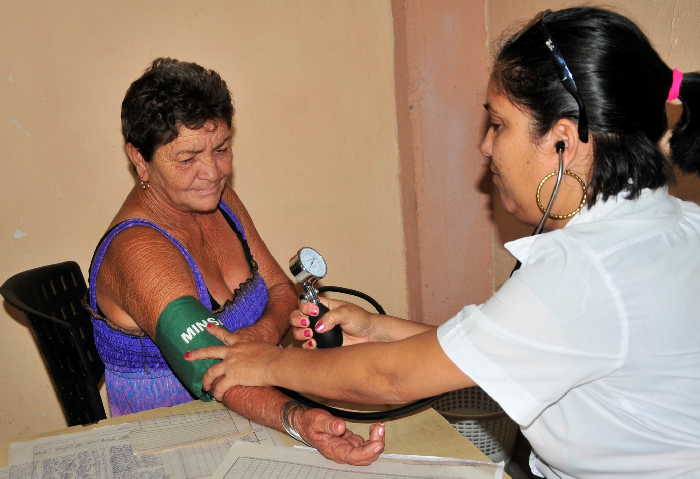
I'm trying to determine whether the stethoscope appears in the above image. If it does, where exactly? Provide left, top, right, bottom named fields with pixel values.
left=281, top=142, right=568, bottom=420
left=533, top=141, right=566, bottom=235
left=511, top=140, right=566, bottom=274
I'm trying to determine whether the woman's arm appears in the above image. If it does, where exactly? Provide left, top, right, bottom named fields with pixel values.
left=221, top=385, right=384, bottom=465
left=221, top=187, right=297, bottom=344
left=194, top=327, right=475, bottom=405
left=97, top=221, right=383, bottom=465
left=96, top=226, right=197, bottom=337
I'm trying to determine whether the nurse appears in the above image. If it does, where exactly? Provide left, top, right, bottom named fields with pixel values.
left=189, top=7, right=700, bottom=477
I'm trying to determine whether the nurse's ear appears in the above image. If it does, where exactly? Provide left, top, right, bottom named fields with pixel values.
left=548, top=118, right=593, bottom=174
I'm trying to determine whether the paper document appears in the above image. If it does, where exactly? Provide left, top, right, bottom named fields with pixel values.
left=213, top=442, right=504, bottom=479
left=9, top=424, right=168, bottom=478
left=129, top=408, right=273, bottom=454
left=156, top=419, right=289, bottom=478
left=7, top=404, right=500, bottom=479
left=8, top=413, right=288, bottom=479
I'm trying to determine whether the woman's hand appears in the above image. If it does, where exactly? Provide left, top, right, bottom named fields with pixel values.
left=293, top=407, right=385, bottom=466
left=188, top=325, right=386, bottom=466
left=291, top=298, right=375, bottom=349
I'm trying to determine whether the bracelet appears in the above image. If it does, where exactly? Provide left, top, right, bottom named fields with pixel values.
left=280, top=400, right=314, bottom=448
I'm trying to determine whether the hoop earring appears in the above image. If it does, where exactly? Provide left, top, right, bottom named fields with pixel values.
left=535, top=170, right=587, bottom=219
left=139, top=179, right=150, bottom=190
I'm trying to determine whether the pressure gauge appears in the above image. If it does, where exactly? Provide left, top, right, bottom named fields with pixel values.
left=289, top=246, right=342, bottom=348
left=289, top=247, right=327, bottom=283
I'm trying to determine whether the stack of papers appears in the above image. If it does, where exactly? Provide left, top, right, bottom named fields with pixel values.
left=2, top=408, right=504, bottom=479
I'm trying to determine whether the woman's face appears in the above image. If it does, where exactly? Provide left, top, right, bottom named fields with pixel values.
left=146, top=119, right=232, bottom=213
left=480, top=84, right=557, bottom=226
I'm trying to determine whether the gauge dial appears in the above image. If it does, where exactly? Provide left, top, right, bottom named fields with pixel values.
left=298, top=247, right=327, bottom=278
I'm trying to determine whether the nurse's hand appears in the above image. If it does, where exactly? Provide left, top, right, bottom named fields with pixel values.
left=290, top=298, right=375, bottom=349
left=186, top=327, right=278, bottom=395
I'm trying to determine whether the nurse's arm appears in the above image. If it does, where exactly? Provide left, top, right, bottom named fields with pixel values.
left=272, top=328, right=474, bottom=404
left=197, top=327, right=475, bottom=404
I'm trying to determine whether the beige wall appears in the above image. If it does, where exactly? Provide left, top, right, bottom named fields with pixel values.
left=1, top=1, right=403, bottom=443
left=487, top=0, right=700, bottom=286
left=393, top=0, right=493, bottom=325
left=3, top=0, right=699, bottom=447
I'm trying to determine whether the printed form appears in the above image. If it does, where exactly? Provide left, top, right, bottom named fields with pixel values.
left=7, top=407, right=503, bottom=479
left=7, top=409, right=284, bottom=479
left=214, top=442, right=503, bottom=479
left=128, top=408, right=285, bottom=454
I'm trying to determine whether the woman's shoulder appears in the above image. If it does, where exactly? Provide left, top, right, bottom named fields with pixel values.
left=107, top=188, right=155, bottom=226
left=96, top=193, right=185, bottom=267
left=220, top=185, right=245, bottom=214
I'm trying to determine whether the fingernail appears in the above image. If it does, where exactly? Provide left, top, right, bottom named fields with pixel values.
left=183, top=352, right=191, bottom=359
left=301, top=318, right=309, bottom=327
left=303, top=329, right=312, bottom=338
left=309, top=305, right=319, bottom=316
left=378, top=425, right=385, bottom=437
left=315, top=322, right=326, bottom=333
left=207, top=323, right=214, bottom=328
left=305, top=340, right=314, bottom=348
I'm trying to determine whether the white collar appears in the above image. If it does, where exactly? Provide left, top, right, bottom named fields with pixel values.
left=504, top=187, right=670, bottom=263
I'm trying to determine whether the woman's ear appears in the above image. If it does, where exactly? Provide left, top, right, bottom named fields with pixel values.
left=126, top=143, right=149, bottom=181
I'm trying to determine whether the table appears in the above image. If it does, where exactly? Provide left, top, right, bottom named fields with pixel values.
left=1, top=400, right=505, bottom=474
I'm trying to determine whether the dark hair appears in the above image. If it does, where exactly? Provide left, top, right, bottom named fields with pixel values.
left=121, top=58, right=234, bottom=161
left=493, top=7, right=700, bottom=204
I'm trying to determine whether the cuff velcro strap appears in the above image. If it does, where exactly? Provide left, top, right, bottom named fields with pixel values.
left=155, top=296, right=225, bottom=400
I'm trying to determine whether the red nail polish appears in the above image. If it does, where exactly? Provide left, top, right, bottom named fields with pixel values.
left=303, top=329, right=311, bottom=338
left=183, top=352, right=190, bottom=359
left=309, top=305, right=319, bottom=316
left=207, top=323, right=214, bottom=328
left=301, top=318, right=309, bottom=327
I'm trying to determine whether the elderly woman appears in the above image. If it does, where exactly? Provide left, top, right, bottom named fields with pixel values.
left=87, top=58, right=383, bottom=465
left=188, top=7, right=700, bottom=478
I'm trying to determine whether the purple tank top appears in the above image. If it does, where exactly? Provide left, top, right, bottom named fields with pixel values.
left=88, top=201, right=269, bottom=416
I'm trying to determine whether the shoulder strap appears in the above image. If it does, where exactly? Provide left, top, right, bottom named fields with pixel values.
left=87, top=218, right=212, bottom=310
left=218, top=200, right=245, bottom=239
left=218, top=200, right=258, bottom=272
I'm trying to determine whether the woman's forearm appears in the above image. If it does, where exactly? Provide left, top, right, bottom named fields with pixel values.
left=268, top=329, right=473, bottom=404
left=248, top=282, right=297, bottom=343
left=221, top=385, right=289, bottom=430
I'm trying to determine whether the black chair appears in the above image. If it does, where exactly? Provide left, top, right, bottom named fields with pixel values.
left=0, top=261, right=106, bottom=426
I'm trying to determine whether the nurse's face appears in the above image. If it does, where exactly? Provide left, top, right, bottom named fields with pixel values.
left=479, top=83, right=558, bottom=227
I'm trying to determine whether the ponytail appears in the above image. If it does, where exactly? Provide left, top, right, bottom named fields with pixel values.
left=669, top=72, right=700, bottom=175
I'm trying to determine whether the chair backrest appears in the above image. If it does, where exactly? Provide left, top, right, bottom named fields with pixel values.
left=0, top=261, right=106, bottom=426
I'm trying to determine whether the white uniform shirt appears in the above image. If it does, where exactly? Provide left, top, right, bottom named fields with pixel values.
left=437, top=187, right=700, bottom=478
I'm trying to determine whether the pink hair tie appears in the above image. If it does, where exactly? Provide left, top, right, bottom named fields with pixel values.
left=667, top=69, right=683, bottom=101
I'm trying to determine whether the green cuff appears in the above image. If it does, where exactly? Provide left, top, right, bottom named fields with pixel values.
left=155, top=296, right=225, bottom=400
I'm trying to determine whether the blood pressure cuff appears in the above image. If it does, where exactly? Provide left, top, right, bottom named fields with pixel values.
left=154, top=296, right=225, bottom=400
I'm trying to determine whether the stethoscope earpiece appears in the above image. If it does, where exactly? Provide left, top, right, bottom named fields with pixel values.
left=555, top=140, right=566, bottom=154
